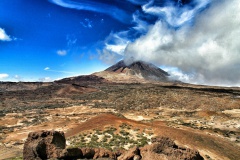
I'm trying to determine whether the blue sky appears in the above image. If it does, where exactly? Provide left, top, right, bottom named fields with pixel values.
left=0, top=0, right=133, bottom=81
left=1, top=0, right=240, bottom=86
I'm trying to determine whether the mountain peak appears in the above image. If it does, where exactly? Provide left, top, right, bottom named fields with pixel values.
left=105, top=60, right=169, bottom=81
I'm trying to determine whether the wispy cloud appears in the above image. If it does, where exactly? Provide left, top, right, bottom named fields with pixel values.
left=67, top=36, right=77, bottom=47
left=80, top=18, right=93, bottom=28
left=57, top=50, right=67, bottom=56
left=48, top=0, right=131, bottom=23
left=44, top=67, right=50, bottom=71
left=105, top=31, right=130, bottom=56
left=127, top=0, right=148, bottom=5
left=142, top=0, right=210, bottom=27
left=0, top=28, right=12, bottom=41
left=44, top=67, right=75, bottom=74
left=97, top=49, right=122, bottom=65
left=0, top=73, right=9, bottom=80
left=132, top=12, right=149, bottom=33
left=14, top=75, right=22, bottom=81
left=97, top=31, right=131, bottom=65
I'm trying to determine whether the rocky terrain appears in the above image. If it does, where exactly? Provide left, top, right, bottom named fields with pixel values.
left=0, top=61, right=240, bottom=159
left=23, top=130, right=203, bottom=160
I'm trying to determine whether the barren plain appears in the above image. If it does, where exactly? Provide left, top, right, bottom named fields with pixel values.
left=0, top=74, right=240, bottom=159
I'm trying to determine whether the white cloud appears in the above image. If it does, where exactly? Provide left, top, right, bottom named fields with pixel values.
left=164, top=67, right=192, bottom=82
left=124, top=0, right=240, bottom=86
left=44, top=67, right=75, bottom=74
left=127, top=0, right=148, bottom=5
left=97, top=31, right=130, bottom=65
left=48, top=0, right=131, bottom=23
left=39, top=77, right=52, bottom=82
left=0, top=73, right=9, bottom=80
left=0, top=28, right=12, bottom=41
left=80, top=18, right=93, bottom=28
left=44, top=67, right=50, bottom=70
left=132, top=13, right=149, bottom=33
left=66, top=35, right=77, bottom=47
left=97, top=49, right=122, bottom=65
left=57, top=50, right=67, bottom=56
left=105, top=44, right=127, bottom=55
left=142, top=0, right=210, bottom=27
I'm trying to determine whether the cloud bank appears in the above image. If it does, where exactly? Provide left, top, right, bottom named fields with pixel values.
left=50, top=0, right=240, bottom=86
left=0, top=28, right=12, bottom=41
left=122, top=0, right=240, bottom=86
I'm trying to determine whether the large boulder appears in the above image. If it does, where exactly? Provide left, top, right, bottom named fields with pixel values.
left=23, top=130, right=118, bottom=160
left=23, top=130, right=66, bottom=160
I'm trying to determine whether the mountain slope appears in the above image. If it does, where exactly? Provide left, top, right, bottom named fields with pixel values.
left=105, top=60, right=170, bottom=81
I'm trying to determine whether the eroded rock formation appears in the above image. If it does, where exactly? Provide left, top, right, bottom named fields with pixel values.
left=23, top=130, right=65, bottom=159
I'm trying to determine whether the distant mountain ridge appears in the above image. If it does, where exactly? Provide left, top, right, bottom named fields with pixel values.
left=105, top=60, right=170, bottom=81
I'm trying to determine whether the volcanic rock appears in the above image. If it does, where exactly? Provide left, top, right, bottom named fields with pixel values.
left=23, top=130, right=118, bottom=160
left=23, top=131, right=203, bottom=160
left=118, top=136, right=203, bottom=160
left=117, top=146, right=141, bottom=160
left=93, top=148, right=117, bottom=159
left=105, top=60, right=169, bottom=81
left=140, top=136, right=203, bottom=160
left=23, top=130, right=66, bottom=160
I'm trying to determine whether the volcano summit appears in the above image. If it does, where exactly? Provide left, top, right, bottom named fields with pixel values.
left=105, top=60, right=170, bottom=82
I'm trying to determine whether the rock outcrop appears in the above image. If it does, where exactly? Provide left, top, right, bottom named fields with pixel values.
left=118, top=136, right=203, bottom=160
left=140, top=137, right=203, bottom=160
left=23, top=130, right=203, bottom=160
left=23, top=130, right=66, bottom=159
left=23, top=130, right=118, bottom=160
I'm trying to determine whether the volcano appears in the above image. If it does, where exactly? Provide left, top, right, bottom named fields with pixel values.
left=105, top=60, right=170, bottom=81
left=56, top=60, right=170, bottom=85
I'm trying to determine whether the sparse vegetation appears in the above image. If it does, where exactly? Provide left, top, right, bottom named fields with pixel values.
left=68, top=124, right=153, bottom=151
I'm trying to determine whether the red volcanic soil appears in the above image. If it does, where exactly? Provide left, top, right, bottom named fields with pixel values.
left=66, top=113, right=240, bottom=160
left=65, top=113, right=147, bottom=137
